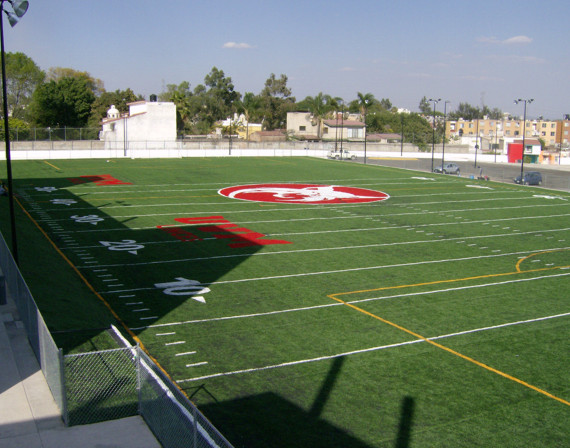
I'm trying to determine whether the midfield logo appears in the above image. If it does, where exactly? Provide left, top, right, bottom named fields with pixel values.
left=218, top=183, right=390, bottom=204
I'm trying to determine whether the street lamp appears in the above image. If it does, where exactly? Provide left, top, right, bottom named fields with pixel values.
left=559, top=114, right=569, bottom=165
left=1, top=0, right=29, bottom=266
left=473, top=116, right=479, bottom=168
left=442, top=100, right=450, bottom=168
left=228, top=114, right=232, bottom=155
left=428, top=98, right=440, bottom=172
left=514, top=98, right=534, bottom=180
left=340, top=101, right=344, bottom=154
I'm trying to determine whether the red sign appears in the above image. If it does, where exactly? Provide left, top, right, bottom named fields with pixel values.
left=219, top=184, right=390, bottom=204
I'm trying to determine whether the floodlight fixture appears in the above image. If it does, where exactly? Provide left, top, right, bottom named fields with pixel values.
left=10, top=0, right=29, bottom=18
left=2, top=0, right=28, bottom=27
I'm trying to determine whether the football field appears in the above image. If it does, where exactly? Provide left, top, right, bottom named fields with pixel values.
left=3, top=156, right=569, bottom=447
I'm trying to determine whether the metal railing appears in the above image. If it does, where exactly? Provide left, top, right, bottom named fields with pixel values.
left=0, top=230, right=66, bottom=418
left=0, top=230, right=233, bottom=447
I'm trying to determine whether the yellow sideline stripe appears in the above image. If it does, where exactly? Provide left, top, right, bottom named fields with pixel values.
left=328, top=261, right=570, bottom=406
left=14, top=197, right=180, bottom=388
left=330, top=294, right=570, bottom=406
left=43, top=160, right=62, bottom=171
left=332, top=264, right=570, bottom=299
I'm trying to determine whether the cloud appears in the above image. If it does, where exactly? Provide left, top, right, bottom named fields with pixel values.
left=222, top=41, right=253, bottom=49
left=339, top=66, right=356, bottom=72
left=503, top=35, right=533, bottom=44
left=477, top=35, right=533, bottom=45
left=486, top=54, right=546, bottom=64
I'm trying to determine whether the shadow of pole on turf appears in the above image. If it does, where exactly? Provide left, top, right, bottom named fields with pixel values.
left=395, top=395, right=415, bottom=448
left=309, top=356, right=345, bottom=419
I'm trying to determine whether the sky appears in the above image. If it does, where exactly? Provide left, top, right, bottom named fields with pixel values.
left=5, top=0, right=570, bottom=119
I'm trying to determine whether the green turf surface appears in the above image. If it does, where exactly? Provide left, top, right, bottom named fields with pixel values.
left=1, top=157, right=569, bottom=447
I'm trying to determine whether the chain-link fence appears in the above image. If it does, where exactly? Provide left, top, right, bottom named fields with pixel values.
left=64, top=347, right=138, bottom=426
left=2, top=127, right=101, bottom=141
left=0, top=230, right=233, bottom=447
left=138, top=348, right=234, bottom=448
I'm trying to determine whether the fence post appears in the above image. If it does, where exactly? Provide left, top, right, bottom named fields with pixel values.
left=0, top=269, right=5, bottom=305
left=58, top=348, right=69, bottom=425
left=193, top=404, right=198, bottom=448
left=136, top=343, right=142, bottom=415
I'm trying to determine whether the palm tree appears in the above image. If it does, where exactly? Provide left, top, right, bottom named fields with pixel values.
left=305, top=92, right=332, bottom=139
left=357, top=92, right=375, bottom=163
left=238, top=92, right=262, bottom=140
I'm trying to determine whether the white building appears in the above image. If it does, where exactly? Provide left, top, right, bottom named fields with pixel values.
left=100, top=100, right=177, bottom=149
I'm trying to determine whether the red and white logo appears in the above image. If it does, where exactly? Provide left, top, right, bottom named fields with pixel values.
left=218, top=184, right=390, bottom=204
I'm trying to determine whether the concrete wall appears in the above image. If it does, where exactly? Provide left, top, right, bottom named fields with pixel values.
left=1, top=140, right=568, bottom=165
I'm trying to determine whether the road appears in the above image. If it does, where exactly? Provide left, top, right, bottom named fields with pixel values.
left=351, top=156, right=570, bottom=192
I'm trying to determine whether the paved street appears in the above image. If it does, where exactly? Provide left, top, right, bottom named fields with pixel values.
left=353, top=156, right=570, bottom=192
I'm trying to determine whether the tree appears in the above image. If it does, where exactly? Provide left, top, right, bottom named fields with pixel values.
left=357, top=92, right=375, bottom=117
left=447, top=102, right=503, bottom=121
left=303, top=92, right=330, bottom=139
left=46, top=67, right=104, bottom=96
left=379, top=98, right=392, bottom=110
left=236, top=92, right=263, bottom=139
left=88, top=88, right=142, bottom=128
left=203, top=67, right=240, bottom=120
left=260, top=73, right=295, bottom=130
left=158, top=81, right=193, bottom=131
left=419, top=96, right=431, bottom=114
left=4, top=52, right=44, bottom=120
left=29, top=76, right=96, bottom=127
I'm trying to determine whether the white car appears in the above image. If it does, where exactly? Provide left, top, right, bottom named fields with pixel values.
left=327, top=149, right=356, bottom=160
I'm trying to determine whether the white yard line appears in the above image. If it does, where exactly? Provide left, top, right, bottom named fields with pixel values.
left=176, top=311, right=570, bottom=383
left=83, top=228, right=570, bottom=270
left=38, top=192, right=538, bottom=213
left=131, top=271, right=570, bottom=330
left=100, top=247, right=570, bottom=295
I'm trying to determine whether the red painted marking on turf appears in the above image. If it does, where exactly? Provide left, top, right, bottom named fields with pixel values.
left=157, top=225, right=201, bottom=242
left=68, top=174, right=132, bottom=185
left=158, top=216, right=293, bottom=248
left=218, top=183, right=390, bottom=204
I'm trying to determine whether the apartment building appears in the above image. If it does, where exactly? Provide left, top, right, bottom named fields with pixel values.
left=446, top=117, right=569, bottom=148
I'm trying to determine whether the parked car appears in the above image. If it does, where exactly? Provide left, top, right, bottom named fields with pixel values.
left=514, top=171, right=542, bottom=185
left=327, top=149, right=356, bottom=160
left=433, top=163, right=460, bottom=175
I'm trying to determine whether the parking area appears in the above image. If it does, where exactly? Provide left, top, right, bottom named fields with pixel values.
left=355, top=156, right=570, bottom=192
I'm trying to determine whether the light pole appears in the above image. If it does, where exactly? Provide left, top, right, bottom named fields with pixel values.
left=514, top=98, right=534, bottom=180
left=442, top=101, right=450, bottom=168
left=228, top=115, right=232, bottom=155
left=489, top=130, right=497, bottom=163
left=559, top=114, right=569, bottom=165
left=428, top=98, right=440, bottom=172
left=340, top=101, right=344, bottom=154
left=473, top=116, right=479, bottom=168
left=1, top=0, right=29, bottom=267
left=400, top=114, right=404, bottom=157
